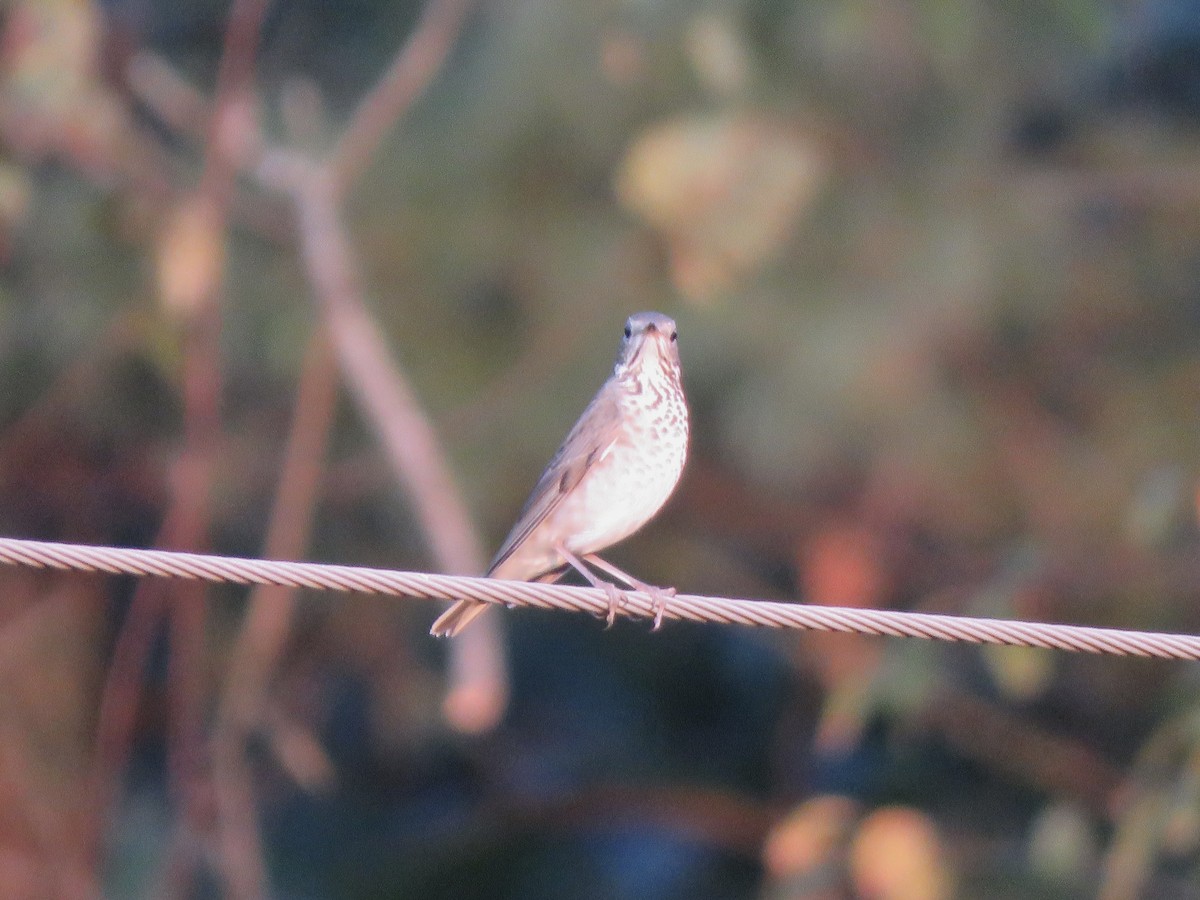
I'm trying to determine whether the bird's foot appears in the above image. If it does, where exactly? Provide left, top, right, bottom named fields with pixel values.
left=602, top=581, right=626, bottom=629
left=558, top=547, right=677, bottom=629
left=605, top=572, right=674, bottom=629
left=645, top=585, right=676, bottom=631
left=578, top=552, right=677, bottom=630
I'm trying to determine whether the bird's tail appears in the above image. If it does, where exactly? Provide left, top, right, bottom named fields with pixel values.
left=429, top=599, right=489, bottom=637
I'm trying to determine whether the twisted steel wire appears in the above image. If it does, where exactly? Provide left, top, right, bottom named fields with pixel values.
left=0, top=536, right=1197, bottom=658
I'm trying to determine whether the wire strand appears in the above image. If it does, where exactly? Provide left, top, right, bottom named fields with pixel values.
left=0, top=536, right=1196, bottom=659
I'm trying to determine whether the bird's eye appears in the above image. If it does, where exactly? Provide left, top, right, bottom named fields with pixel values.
left=670, top=331, right=678, bottom=342
left=624, top=325, right=632, bottom=338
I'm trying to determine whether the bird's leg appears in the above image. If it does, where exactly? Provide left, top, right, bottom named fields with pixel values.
left=556, top=545, right=627, bottom=627
left=583, top=554, right=675, bottom=631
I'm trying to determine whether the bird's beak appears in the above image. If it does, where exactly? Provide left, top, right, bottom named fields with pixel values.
left=629, top=328, right=659, bottom=364
left=644, top=325, right=676, bottom=358
left=620, top=322, right=677, bottom=371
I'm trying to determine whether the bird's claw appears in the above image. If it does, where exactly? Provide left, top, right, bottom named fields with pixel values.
left=603, top=582, right=625, bottom=629
left=649, top=585, right=675, bottom=631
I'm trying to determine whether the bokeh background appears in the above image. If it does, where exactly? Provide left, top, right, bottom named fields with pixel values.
left=2, top=0, right=1200, bottom=897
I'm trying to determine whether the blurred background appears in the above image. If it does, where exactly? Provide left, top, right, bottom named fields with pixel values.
left=2, top=0, right=1200, bottom=897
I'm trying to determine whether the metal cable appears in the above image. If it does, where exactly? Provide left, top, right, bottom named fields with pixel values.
left=0, top=536, right=1196, bottom=658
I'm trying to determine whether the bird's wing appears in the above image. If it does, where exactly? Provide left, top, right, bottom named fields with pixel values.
left=486, top=385, right=622, bottom=576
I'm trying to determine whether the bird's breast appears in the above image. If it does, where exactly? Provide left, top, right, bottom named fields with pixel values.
left=550, top=373, right=688, bottom=556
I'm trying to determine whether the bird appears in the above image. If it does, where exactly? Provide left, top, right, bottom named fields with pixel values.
left=430, top=311, right=689, bottom=637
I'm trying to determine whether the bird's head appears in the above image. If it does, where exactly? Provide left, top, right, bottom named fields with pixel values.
left=615, top=311, right=681, bottom=377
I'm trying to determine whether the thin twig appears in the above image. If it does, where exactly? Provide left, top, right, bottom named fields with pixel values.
left=328, top=0, right=475, bottom=197
left=198, top=0, right=271, bottom=203
left=83, top=548, right=169, bottom=879
left=287, top=168, right=508, bottom=732
left=292, top=169, right=486, bottom=575
left=127, top=0, right=503, bottom=733
left=211, top=330, right=338, bottom=900
left=152, top=1, right=272, bottom=894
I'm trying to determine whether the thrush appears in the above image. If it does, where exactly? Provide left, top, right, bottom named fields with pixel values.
left=430, top=311, right=689, bottom=637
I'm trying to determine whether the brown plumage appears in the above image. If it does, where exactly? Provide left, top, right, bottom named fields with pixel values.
left=430, top=311, right=689, bottom=636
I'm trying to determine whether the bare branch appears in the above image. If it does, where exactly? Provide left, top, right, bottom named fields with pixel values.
left=328, top=0, right=475, bottom=197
